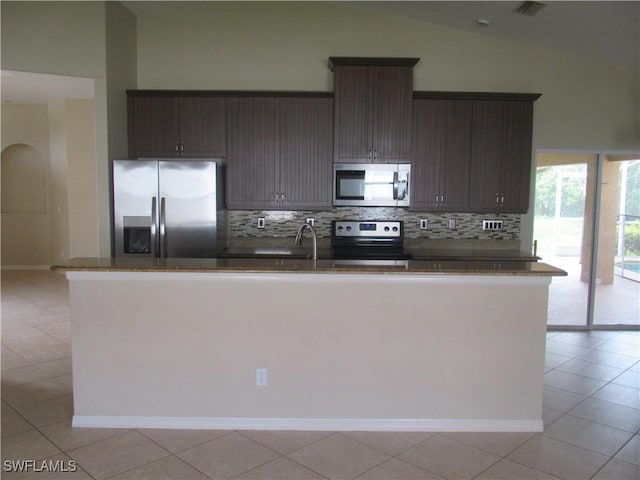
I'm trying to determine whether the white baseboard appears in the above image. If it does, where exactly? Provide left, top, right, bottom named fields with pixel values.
left=72, top=415, right=543, bottom=432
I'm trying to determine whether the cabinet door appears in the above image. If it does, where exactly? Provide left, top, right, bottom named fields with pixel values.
left=128, top=96, right=180, bottom=157
left=372, top=66, right=413, bottom=163
left=179, top=97, right=226, bottom=158
left=469, top=101, right=508, bottom=212
left=469, top=100, right=533, bottom=213
left=333, top=66, right=373, bottom=163
left=411, top=100, right=444, bottom=210
left=226, top=98, right=278, bottom=209
left=279, top=98, right=333, bottom=210
left=500, top=101, right=533, bottom=212
left=439, top=100, right=473, bottom=210
left=412, top=99, right=472, bottom=211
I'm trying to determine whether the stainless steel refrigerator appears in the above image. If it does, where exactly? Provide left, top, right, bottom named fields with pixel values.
left=113, top=160, right=226, bottom=258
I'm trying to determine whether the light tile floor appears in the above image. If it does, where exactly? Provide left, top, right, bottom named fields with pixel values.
left=1, top=270, right=639, bottom=480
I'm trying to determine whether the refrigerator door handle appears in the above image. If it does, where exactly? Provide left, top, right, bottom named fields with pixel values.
left=159, top=197, right=167, bottom=258
left=150, top=197, right=158, bottom=258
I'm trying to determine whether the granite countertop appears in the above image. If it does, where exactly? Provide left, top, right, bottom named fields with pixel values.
left=52, top=257, right=566, bottom=276
left=407, top=248, right=539, bottom=261
left=222, top=246, right=538, bottom=261
left=221, top=246, right=333, bottom=259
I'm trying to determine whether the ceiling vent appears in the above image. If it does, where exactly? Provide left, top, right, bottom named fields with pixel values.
left=515, top=1, right=546, bottom=16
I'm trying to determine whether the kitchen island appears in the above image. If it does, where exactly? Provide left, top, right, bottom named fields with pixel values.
left=53, top=258, right=565, bottom=432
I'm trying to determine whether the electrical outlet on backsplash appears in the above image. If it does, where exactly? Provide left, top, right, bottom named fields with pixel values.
left=227, top=209, right=520, bottom=242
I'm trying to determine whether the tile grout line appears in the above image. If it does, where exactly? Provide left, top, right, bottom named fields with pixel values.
left=587, top=436, right=640, bottom=480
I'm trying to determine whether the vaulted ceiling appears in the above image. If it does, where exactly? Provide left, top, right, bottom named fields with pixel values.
left=123, top=1, right=640, bottom=68
left=3, top=1, right=638, bottom=103
left=353, top=1, right=639, bottom=69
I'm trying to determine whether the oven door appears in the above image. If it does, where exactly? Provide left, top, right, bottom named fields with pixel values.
left=333, top=164, right=410, bottom=206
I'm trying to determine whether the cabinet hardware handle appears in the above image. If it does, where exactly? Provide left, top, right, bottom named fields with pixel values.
left=373, top=149, right=377, bottom=160
left=435, top=194, right=439, bottom=204
left=180, top=143, right=185, bottom=154
left=175, top=144, right=179, bottom=154
left=440, top=194, right=444, bottom=204
left=275, top=192, right=279, bottom=204
left=368, top=150, right=372, bottom=161
left=281, top=193, right=285, bottom=203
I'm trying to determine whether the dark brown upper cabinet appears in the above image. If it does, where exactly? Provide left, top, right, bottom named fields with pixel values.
left=279, top=97, right=334, bottom=210
left=411, top=92, right=539, bottom=213
left=127, top=92, right=226, bottom=158
left=469, top=99, right=536, bottom=213
left=411, top=99, right=473, bottom=211
left=226, top=95, right=333, bottom=210
left=226, top=97, right=278, bottom=209
left=330, top=57, right=419, bottom=164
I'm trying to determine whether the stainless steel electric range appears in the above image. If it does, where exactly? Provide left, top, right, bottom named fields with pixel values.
left=330, top=220, right=413, bottom=260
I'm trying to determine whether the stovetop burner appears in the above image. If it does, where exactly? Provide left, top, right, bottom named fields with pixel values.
left=330, top=220, right=412, bottom=260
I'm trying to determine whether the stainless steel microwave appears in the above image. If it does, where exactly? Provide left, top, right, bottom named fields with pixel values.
left=333, top=163, right=411, bottom=207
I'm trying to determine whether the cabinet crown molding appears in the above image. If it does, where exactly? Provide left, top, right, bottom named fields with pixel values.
left=328, top=57, right=420, bottom=71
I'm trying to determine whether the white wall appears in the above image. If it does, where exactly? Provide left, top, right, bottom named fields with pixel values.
left=137, top=2, right=639, bottom=152
left=1, top=0, right=137, bottom=259
left=1, top=104, right=51, bottom=266
left=1, top=101, right=99, bottom=266
left=0, top=1, right=106, bottom=78
left=48, top=101, right=71, bottom=264
left=66, top=100, right=99, bottom=258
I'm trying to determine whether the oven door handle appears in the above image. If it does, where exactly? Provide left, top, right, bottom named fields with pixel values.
left=392, top=171, right=399, bottom=200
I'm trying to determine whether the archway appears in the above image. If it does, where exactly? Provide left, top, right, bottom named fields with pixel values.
left=1, top=143, right=51, bottom=265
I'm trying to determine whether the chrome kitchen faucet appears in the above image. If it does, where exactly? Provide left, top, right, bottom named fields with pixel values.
left=295, top=222, right=317, bottom=260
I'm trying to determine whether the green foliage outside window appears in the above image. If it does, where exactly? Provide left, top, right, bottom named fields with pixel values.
left=619, top=222, right=640, bottom=256
left=534, top=165, right=587, bottom=218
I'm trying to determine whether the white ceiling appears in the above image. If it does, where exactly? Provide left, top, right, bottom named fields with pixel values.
left=3, top=1, right=637, bottom=103
left=352, top=1, right=639, bottom=69
left=122, top=0, right=639, bottom=69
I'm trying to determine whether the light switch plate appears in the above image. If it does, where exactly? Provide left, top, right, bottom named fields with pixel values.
left=420, top=219, right=428, bottom=230
left=257, top=217, right=265, bottom=229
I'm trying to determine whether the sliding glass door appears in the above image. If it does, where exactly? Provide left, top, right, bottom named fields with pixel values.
left=534, top=153, right=593, bottom=326
left=534, top=153, right=639, bottom=328
left=593, top=157, right=640, bottom=327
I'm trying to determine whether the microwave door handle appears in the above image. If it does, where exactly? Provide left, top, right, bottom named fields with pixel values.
left=393, top=171, right=399, bottom=200
left=150, top=197, right=158, bottom=258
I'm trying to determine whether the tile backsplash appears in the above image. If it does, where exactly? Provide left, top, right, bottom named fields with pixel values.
left=228, top=208, right=520, bottom=241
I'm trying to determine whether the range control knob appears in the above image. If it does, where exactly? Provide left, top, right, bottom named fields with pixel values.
left=384, top=226, right=390, bottom=232
left=392, top=226, right=399, bottom=232
left=346, top=226, right=352, bottom=232
left=337, top=226, right=343, bottom=231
